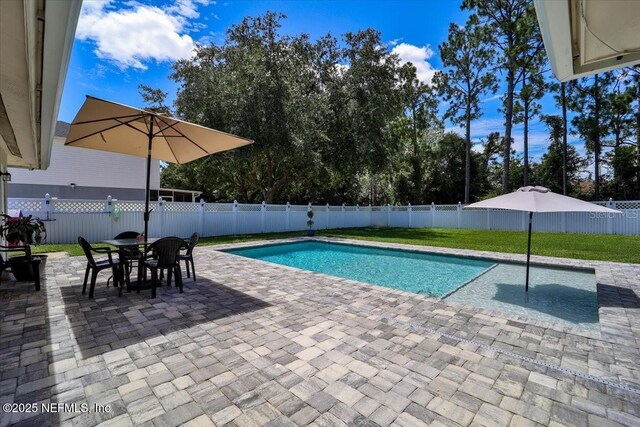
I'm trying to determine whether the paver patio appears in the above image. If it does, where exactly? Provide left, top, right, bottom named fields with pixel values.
left=1, top=237, right=639, bottom=426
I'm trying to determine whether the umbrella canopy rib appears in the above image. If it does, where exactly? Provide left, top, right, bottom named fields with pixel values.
left=65, top=115, right=148, bottom=145
left=154, top=116, right=211, bottom=160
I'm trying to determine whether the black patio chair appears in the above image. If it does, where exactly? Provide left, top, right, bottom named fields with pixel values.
left=136, top=237, right=185, bottom=298
left=0, top=245, right=41, bottom=291
left=114, top=231, right=142, bottom=275
left=78, top=236, right=124, bottom=298
left=178, top=232, right=199, bottom=281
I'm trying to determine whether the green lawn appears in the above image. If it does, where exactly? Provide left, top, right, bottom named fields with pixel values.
left=32, top=227, right=639, bottom=263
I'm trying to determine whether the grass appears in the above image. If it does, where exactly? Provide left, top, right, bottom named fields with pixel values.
left=31, top=227, right=639, bottom=263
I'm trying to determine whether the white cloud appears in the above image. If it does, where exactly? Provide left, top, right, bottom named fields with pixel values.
left=167, top=0, right=211, bottom=19
left=391, top=43, right=437, bottom=84
left=76, top=0, right=210, bottom=70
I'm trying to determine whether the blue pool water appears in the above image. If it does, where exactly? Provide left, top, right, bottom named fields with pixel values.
left=225, top=241, right=599, bottom=330
left=225, top=241, right=494, bottom=297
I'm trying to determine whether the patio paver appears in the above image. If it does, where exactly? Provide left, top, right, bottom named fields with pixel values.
left=1, top=237, right=639, bottom=426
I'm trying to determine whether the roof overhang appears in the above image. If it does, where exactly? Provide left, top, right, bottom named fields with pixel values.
left=0, top=0, right=81, bottom=170
left=534, top=0, right=640, bottom=82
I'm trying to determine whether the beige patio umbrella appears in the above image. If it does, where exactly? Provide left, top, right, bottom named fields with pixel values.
left=466, top=186, right=622, bottom=291
left=65, top=95, right=253, bottom=238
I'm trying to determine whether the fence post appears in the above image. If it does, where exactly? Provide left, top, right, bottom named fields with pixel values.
left=369, top=204, right=372, bottom=226
left=199, top=198, right=205, bottom=236
left=44, top=193, right=51, bottom=219
left=286, top=202, right=291, bottom=231
left=408, top=203, right=412, bottom=228
left=607, top=198, right=613, bottom=234
left=326, top=203, right=330, bottom=229
left=342, top=203, right=346, bottom=228
left=106, top=195, right=113, bottom=238
left=261, top=201, right=266, bottom=233
left=387, top=204, right=391, bottom=227
left=356, top=204, right=359, bottom=227
left=487, top=209, right=491, bottom=230
left=561, top=212, right=566, bottom=233
left=43, top=194, right=53, bottom=243
left=233, top=200, right=238, bottom=234
left=431, top=202, right=435, bottom=228
left=457, top=202, right=462, bottom=229
left=158, top=197, right=164, bottom=237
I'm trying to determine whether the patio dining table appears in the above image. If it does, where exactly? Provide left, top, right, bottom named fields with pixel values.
left=102, top=237, right=187, bottom=295
left=102, top=237, right=160, bottom=248
left=102, top=238, right=160, bottom=294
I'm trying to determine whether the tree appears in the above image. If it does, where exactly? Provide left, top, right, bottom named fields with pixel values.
left=396, top=63, right=442, bottom=204
left=170, top=12, right=320, bottom=203
left=561, top=82, right=569, bottom=194
left=138, top=84, right=172, bottom=114
left=512, top=9, right=546, bottom=186
left=424, top=132, right=487, bottom=203
left=568, top=72, right=616, bottom=200
left=167, top=12, right=417, bottom=204
left=537, top=115, right=584, bottom=194
left=433, top=16, right=496, bottom=204
left=462, top=0, right=538, bottom=194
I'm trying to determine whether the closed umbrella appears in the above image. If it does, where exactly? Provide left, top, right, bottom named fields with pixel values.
left=65, top=96, right=253, bottom=238
left=466, top=186, right=622, bottom=291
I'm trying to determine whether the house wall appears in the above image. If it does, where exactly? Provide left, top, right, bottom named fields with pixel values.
left=8, top=135, right=161, bottom=198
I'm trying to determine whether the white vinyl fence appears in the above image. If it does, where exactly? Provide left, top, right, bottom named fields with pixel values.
left=7, top=195, right=640, bottom=244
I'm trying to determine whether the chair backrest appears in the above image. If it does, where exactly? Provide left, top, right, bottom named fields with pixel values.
left=148, top=237, right=185, bottom=268
left=114, top=231, right=140, bottom=239
left=78, top=236, right=96, bottom=266
left=114, top=231, right=141, bottom=254
left=185, top=232, right=200, bottom=256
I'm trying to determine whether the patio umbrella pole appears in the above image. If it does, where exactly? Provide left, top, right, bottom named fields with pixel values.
left=144, top=117, right=154, bottom=240
left=525, top=211, right=533, bottom=292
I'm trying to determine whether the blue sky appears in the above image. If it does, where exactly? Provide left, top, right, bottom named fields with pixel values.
left=59, top=0, right=580, bottom=161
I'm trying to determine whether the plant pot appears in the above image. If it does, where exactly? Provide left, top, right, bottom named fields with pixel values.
left=10, top=255, right=47, bottom=281
left=306, top=229, right=315, bottom=237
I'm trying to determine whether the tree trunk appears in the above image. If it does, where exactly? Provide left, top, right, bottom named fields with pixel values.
left=523, top=93, right=530, bottom=186
left=636, top=70, right=640, bottom=151
left=502, top=69, right=515, bottom=193
left=634, top=70, right=640, bottom=191
left=465, top=106, right=471, bottom=204
left=561, top=82, right=568, bottom=195
left=594, top=74, right=601, bottom=201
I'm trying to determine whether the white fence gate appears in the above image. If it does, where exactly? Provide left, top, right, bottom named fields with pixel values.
left=7, top=196, right=640, bottom=244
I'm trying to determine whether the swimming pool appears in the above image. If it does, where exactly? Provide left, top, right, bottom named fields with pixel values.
left=225, top=241, right=599, bottom=330
left=226, top=241, right=494, bottom=297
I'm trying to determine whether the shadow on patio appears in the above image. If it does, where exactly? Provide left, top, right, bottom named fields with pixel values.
left=597, top=283, right=640, bottom=309
left=59, top=277, right=271, bottom=360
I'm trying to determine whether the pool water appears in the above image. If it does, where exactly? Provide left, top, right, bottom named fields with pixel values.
left=226, top=241, right=494, bottom=297
left=446, top=263, right=599, bottom=330
left=225, top=241, right=599, bottom=330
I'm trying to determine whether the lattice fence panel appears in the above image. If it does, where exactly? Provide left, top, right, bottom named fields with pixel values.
left=115, top=202, right=146, bottom=212
left=8, top=199, right=44, bottom=214
left=52, top=200, right=105, bottom=213
left=164, top=202, right=200, bottom=212
left=205, top=203, right=233, bottom=212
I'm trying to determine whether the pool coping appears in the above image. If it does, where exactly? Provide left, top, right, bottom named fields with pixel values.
left=212, top=236, right=638, bottom=344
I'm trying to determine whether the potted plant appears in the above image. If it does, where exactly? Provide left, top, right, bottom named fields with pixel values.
left=0, top=214, right=47, bottom=280
left=306, top=209, right=315, bottom=237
